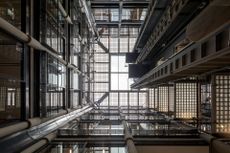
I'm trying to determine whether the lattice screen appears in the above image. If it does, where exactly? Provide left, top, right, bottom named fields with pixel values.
left=215, top=74, right=230, bottom=133
left=149, top=88, right=157, bottom=109
left=175, top=82, right=197, bottom=119
left=158, top=86, right=169, bottom=112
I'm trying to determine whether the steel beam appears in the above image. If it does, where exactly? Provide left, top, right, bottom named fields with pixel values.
left=54, top=136, right=208, bottom=146
left=131, top=22, right=230, bottom=88
left=136, top=0, right=208, bottom=63
left=91, top=1, right=149, bottom=9
left=133, top=0, right=170, bottom=52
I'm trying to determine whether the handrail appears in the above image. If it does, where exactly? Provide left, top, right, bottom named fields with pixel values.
left=0, top=106, right=93, bottom=153
left=0, top=93, right=106, bottom=153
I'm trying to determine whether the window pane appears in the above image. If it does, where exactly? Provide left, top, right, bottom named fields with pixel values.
left=118, top=56, right=128, bottom=72
left=110, top=37, right=118, bottom=53
left=111, top=56, right=119, bottom=72
left=119, top=74, right=129, bottom=90
left=111, top=74, right=119, bottom=90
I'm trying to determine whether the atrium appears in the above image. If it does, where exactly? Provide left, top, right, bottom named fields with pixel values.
left=0, top=0, right=230, bottom=153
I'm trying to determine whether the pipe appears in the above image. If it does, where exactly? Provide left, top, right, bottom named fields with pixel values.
left=0, top=122, right=29, bottom=138
left=21, top=132, right=57, bottom=153
left=126, top=139, right=138, bottom=153
left=0, top=118, right=42, bottom=138
left=0, top=17, right=82, bottom=75
left=28, top=118, right=42, bottom=127
left=55, top=0, right=73, bottom=24
left=41, top=109, right=68, bottom=123
left=0, top=106, right=93, bottom=153
left=0, top=110, right=68, bottom=138
left=0, top=17, right=29, bottom=42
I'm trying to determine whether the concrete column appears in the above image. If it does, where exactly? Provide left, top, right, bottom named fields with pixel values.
left=122, top=120, right=138, bottom=153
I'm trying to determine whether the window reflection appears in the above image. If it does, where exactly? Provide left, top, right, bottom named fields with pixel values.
left=41, top=55, right=66, bottom=117
left=0, top=0, right=21, bottom=29
left=0, top=31, right=23, bottom=124
left=93, top=9, right=119, bottom=22
left=42, top=0, right=66, bottom=59
left=70, top=70, right=79, bottom=108
left=122, top=8, right=147, bottom=21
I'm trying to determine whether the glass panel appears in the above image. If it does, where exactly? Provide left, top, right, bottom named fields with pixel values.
left=0, top=0, right=21, bottom=29
left=110, top=9, right=119, bottom=21
left=119, top=74, right=129, bottom=90
left=120, top=37, right=128, bottom=53
left=45, top=55, right=66, bottom=117
left=94, top=73, right=109, bottom=82
left=93, top=9, right=119, bottom=22
left=139, top=92, right=147, bottom=107
left=94, top=83, right=109, bottom=92
left=111, top=73, right=119, bottom=90
left=94, top=63, right=109, bottom=72
left=129, top=93, right=138, bottom=106
left=111, top=56, right=119, bottom=72
left=122, top=8, right=147, bottom=21
left=110, top=37, right=118, bottom=53
left=0, top=31, right=22, bottom=124
left=120, top=92, right=128, bottom=106
left=42, top=0, right=66, bottom=59
left=110, top=92, right=118, bottom=106
left=118, top=55, right=128, bottom=72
